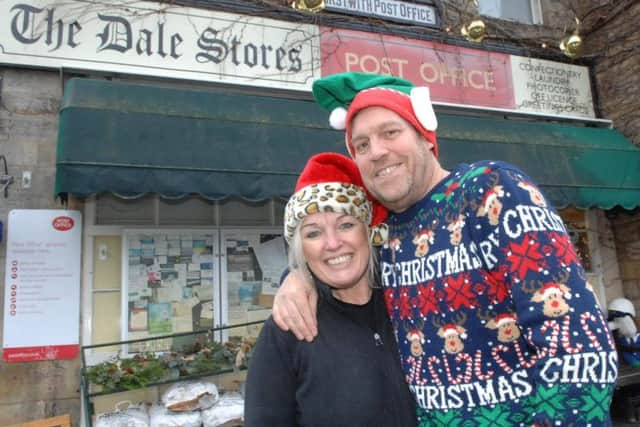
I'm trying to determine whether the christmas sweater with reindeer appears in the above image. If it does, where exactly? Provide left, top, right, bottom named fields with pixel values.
left=380, top=160, right=617, bottom=426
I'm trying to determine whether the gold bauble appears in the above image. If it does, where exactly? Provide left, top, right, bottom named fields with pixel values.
left=292, top=0, right=325, bottom=13
left=461, top=19, right=486, bottom=43
left=560, top=33, right=583, bottom=58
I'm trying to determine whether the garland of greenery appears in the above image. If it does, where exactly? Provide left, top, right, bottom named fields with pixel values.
left=85, top=339, right=248, bottom=393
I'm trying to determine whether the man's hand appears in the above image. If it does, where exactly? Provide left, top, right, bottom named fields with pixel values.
left=272, top=269, right=318, bottom=342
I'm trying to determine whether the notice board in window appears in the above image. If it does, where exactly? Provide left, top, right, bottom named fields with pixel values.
left=122, top=229, right=219, bottom=346
left=220, top=228, right=287, bottom=339
left=2, top=209, right=82, bottom=362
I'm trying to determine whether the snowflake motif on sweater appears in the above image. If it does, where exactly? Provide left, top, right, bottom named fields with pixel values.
left=379, top=161, right=617, bottom=426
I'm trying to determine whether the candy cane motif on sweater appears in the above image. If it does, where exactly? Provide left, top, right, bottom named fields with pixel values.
left=539, top=319, right=560, bottom=358
left=560, top=315, right=584, bottom=354
left=473, top=349, right=494, bottom=381
left=453, top=352, right=473, bottom=384
left=442, top=355, right=461, bottom=384
left=491, top=344, right=513, bottom=374
left=513, top=340, right=537, bottom=368
left=406, top=355, right=427, bottom=385
left=427, top=355, right=443, bottom=385
left=580, top=312, right=603, bottom=351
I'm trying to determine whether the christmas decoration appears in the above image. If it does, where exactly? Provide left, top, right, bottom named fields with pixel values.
left=461, top=18, right=487, bottom=43
left=85, top=338, right=256, bottom=393
left=460, top=0, right=487, bottom=43
left=559, top=17, right=584, bottom=59
left=291, top=0, right=325, bottom=13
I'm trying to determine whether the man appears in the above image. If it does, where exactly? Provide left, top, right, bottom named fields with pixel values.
left=273, top=72, right=617, bottom=425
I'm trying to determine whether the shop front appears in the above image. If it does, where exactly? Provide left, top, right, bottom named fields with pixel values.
left=3, top=0, right=640, bottom=423
left=54, top=77, right=640, bottom=347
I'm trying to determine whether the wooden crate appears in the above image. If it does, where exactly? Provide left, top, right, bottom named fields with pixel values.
left=7, top=414, right=71, bottom=427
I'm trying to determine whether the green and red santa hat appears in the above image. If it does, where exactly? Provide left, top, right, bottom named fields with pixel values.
left=312, top=72, right=439, bottom=157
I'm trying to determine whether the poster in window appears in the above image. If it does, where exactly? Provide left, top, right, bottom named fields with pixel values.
left=148, top=302, right=172, bottom=334
left=129, top=308, right=148, bottom=332
left=221, top=229, right=286, bottom=332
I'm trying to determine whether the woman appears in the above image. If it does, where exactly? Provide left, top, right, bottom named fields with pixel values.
left=244, top=152, right=417, bottom=426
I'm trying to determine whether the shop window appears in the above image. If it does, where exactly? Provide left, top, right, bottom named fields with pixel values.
left=220, top=199, right=281, bottom=226
left=559, top=207, right=591, bottom=272
left=159, top=197, right=216, bottom=225
left=96, top=194, right=156, bottom=225
left=88, top=196, right=287, bottom=354
left=95, top=194, right=286, bottom=227
left=478, top=0, right=542, bottom=25
left=117, top=227, right=283, bottom=349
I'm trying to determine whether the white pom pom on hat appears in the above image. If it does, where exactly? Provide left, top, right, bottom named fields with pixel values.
left=410, top=86, right=438, bottom=131
left=329, top=106, right=347, bottom=130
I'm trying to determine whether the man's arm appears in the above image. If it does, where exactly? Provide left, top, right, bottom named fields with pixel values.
left=272, top=269, right=319, bottom=342
left=488, top=165, right=617, bottom=425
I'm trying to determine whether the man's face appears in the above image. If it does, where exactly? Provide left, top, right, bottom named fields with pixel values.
left=350, top=106, right=436, bottom=213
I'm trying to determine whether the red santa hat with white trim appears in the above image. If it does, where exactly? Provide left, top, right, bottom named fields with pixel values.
left=442, top=324, right=467, bottom=339
left=312, top=72, right=439, bottom=157
left=481, top=187, right=504, bottom=211
left=539, top=282, right=565, bottom=299
left=495, top=312, right=517, bottom=327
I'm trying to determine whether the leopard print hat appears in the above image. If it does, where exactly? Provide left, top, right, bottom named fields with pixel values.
left=284, top=152, right=387, bottom=243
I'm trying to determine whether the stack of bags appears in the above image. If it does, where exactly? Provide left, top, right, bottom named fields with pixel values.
left=95, top=381, right=245, bottom=427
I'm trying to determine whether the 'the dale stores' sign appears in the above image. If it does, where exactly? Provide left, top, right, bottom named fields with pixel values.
left=0, top=0, right=320, bottom=90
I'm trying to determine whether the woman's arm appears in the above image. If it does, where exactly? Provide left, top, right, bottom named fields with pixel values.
left=244, top=318, right=299, bottom=425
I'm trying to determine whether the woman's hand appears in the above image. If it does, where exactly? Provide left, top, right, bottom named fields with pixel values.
left=272, top=269, right=318, bottom=342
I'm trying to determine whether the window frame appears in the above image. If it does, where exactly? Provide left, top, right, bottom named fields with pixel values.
left=478, top=0, right=543, bottom=25
left=82, top=196, right=286, bottom=361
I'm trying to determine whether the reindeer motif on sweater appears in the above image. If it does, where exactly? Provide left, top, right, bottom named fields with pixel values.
left=379, top=161, right=617, bottom=427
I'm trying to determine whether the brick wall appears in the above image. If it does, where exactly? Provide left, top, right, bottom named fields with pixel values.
left=582, top=0, right=640, bottom=310
left=541, top=0, right=640, bottom=309
left=611, top=211, right=640, bottom=310
left=0, top=68, right=80, bottom=425
left=587, top=1, right=640, bottom=146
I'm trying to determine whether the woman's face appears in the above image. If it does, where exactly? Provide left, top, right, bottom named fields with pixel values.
left=300, top=211, right=370, bottom=290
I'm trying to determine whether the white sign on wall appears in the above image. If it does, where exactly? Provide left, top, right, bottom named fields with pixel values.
left=511, top=55, right=595, bottom=118
left=0, top=0, right=320, bottom=91
left=3, top=210, right=82, bottom=362
left=325, top=0, right=438, bottom=27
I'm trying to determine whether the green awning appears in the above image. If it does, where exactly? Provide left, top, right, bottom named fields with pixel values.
left=55, top=78, right=640, bottom=209
left=437, top=115, right=640, bottom=209
left=55, top=78, right=345, bottom=202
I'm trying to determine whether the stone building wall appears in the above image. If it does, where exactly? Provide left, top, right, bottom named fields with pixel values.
left=522, top=0, right=640, bottom=309
left=581, top=0, right=640, bottom=311
left=593, top=210, right=624, bottom=304
left=0, top=69, right=80, bottom=425
left=610, top=211, right=640, bottom=311
left=585, top=1, right=640, bottom=146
